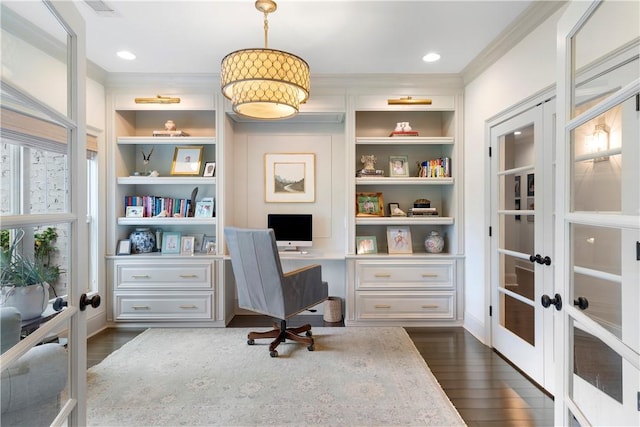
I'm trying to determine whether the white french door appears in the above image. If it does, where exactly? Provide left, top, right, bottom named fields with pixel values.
left=489, top=100, right=556, bottom=392
left=1, top=1, right=88, bottom=425
left=555, top=1, right=639, bottom=425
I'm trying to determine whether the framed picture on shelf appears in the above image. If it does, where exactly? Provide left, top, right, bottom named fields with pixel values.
left=514, top=175, right=521, bottom=198
left=116, top=239, right=131, bottom=255
left=264, top=153, right=315, bottom=203
left=386, top=227, right=412, bottom=254
left=171, top=146, right=203, bottom=176
left=356, top=236, right=377, bottom=254
left=194, top=198, right=214, bottom=218
left=389, top=155, right=409, bottom=177
left=193, top=233, right=204, bottom=253
left=202, top=162, right=216, bottom=177
left=356, top=192, right=384, bottom=216
left=162, top=231, right=181, bottom=254
left=125, top=206, right=143, bottom=218
left=515, top=198, right=521, bottom=221
left=181, top=236, right=195, bottom=255
left=201, top=235, right=216, bottom=254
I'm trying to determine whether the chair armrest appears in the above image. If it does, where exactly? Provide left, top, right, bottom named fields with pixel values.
left=282, top=264, right=328, bottom=316
left=1, top=343, right=67, bottom=414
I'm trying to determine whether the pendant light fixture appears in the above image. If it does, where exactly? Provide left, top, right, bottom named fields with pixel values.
left=221, top=0, right=310, bottom=120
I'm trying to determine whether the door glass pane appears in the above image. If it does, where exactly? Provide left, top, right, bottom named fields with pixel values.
left=571, top=224, right=621, bottom=338
left=572, top=0, right=640, bottom=117
left=571, top=96, right=634, bottom=213
left=499, top=252, right=535, bottom=346
left=573, top=325, right=623, bottom=404
left=1, top=1, right=69, bottom=116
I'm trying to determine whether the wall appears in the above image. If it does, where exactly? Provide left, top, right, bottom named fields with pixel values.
left=463, top=6, right=566, bottom=341
left=463, top=0, right=639, bottom=342
left=228, top=120, right=347, bottom=301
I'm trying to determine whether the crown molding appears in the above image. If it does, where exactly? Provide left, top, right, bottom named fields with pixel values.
left=461, top=1, right=568, bottom=85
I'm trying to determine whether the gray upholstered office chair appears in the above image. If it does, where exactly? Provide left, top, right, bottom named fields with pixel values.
left=225, top=227, right=328, bottom=357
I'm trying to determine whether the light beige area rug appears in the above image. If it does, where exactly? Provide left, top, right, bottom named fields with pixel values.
left=87, top=327, right=465, bottom=426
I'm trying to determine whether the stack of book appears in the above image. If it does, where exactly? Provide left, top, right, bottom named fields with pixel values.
left=356, top=169, right=385, bottom=177
left=389, top=131, right=419, bottom=137
left=152, top=130, right=190, bottom=137
left=408, top=207, right=439, bottom=216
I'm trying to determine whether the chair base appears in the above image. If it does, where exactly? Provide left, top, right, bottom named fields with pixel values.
left=247, top=319, right=315, bottom=357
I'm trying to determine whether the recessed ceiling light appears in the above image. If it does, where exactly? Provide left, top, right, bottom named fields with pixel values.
left=116, top=50, right=136, bottom=60
left=514, top=131, right=522, bottom=135
left=422, top=52, right=441, bottom=63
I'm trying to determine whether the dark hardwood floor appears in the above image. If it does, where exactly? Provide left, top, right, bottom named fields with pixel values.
left=87, top=317, right=554, bottom=426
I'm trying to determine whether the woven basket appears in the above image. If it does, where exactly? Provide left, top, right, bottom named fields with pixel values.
left=323, top=297, right=342, bottom=323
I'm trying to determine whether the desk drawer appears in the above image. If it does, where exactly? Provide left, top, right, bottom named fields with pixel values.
left=115, top=262, right=213, bottom=290
left=114, top=293, right=213, bottom=320
left=355, top=291, right=454, bottom=320
left=355, top=260, right=454, bottom=290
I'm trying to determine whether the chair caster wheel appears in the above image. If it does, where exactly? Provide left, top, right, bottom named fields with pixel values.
left=306, top=331, right=312, bottom=337
left=247, top=339, right=255, bottom=345
left=307, top=344, right=315, bottom=351
left=270, top=350, right=278, bottom=357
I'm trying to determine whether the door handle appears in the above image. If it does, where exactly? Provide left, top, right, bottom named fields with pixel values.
left=541, top=293, right=562, bottom=311
left=529, top=254, right=552, bottom=265
left=573, top=296, right=589, bottom=310
left=80, top=293, right=101, bottom=311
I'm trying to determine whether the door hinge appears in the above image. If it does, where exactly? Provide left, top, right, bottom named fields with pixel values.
left=636, top=241, right=639, bottom=261
left=489, top=146, right=492, bottom=157
left=636, top=94, right=639, bottom=111
left=489, top=305, right=493, bottom=317
left=489, top=226, right=492, bottom=237
left=637, top=391, right=640, bottom=411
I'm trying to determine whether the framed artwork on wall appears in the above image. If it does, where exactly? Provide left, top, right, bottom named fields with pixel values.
left=264, top=153, right=315, bottom=203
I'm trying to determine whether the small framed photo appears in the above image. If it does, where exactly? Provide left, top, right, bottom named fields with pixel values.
left=194, top=197, right=215, bottom=218
left=171, top=146, right=203, bottom=176
left=181, top=236, right=195, bottom=255
left=162, top=232, right=181, bottom=254
left=193, top=233, right=205, bottom=253
left=527, top=173, right=535, bottom=197
left=514, top=175, right=521, bottom=198
left=515, top=198, right=521, bottom=221
left=389, top=155, right=409, bottom=177
left=356, top=192, right=384, bottom=217
left=201, top=235, right=217, bottom=254
left=202, top=162, right=216, bottom=177
left=356, top=236, right=378, bottom=255
left=387, top=227, right=412, bottom=254
left=388, top=202, right=401, bottom=216
left=116, top=239, right=131, bottom=255
left=125, top=206, right=143, bottom=218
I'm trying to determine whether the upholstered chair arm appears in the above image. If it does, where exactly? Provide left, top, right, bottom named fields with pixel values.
left=282, top=264, right=328, bottom=317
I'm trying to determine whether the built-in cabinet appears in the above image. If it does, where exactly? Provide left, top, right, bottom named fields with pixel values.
left=105, top=90, right=226, bottom=326
left=346, top=94, right=464, bottom=326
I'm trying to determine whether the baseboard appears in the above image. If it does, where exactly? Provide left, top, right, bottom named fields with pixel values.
left=463, top=311, right=487, bottom=345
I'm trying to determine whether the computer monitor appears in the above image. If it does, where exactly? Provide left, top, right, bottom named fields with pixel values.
left=267, top=214, right=312, bottom=251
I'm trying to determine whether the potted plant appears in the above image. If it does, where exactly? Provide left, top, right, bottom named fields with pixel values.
left=0, top=229, right=53, bottom=320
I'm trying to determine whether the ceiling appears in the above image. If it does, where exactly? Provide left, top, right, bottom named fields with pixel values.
left=69, top=0, right=537, bottom=76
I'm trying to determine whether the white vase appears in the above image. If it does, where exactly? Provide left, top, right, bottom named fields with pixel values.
left=1, top=283, right=50, bottom=320
left=424, top=231, right=444, bottom=253
left=394, top=122, right=403, bottom=132
left=403, top=122, right=412, bottom=131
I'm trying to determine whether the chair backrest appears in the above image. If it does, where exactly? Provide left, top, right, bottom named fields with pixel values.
left=224, top=227, right=286, bottom=317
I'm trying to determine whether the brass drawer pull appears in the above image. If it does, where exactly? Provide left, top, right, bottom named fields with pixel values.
left=131, top=305, right=150, bottom=310
left=179, top=274, right=198, bottom=278
left=374, top=273, right=391, bottom=278
left=421, top=274, right=439, bottom=278
left=131, top=275, right=151, bottom=279
left=421, top=304, right=439, bottom=309
left=179, top=304, right=198, bottom=309
left=374, top=304, right=391, bottom=309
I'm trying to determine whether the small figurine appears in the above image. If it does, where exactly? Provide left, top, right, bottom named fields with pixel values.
left=361, top=154, right=377, bottom=171
left=141, top=147, right=154, bottom=175
left=165, top=120, right=177, bottom=131
left=391, top=206, right=407, bottom=217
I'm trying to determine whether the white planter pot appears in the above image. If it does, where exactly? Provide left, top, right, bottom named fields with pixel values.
left=1, top=282, right=50, bottom=320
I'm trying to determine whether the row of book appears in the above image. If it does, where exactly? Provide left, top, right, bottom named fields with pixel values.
left=408, top=207, right=439, bottom=216
left=124, top=195, right=191, bottom=217
left=419, top=157, right=451, bottom=178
